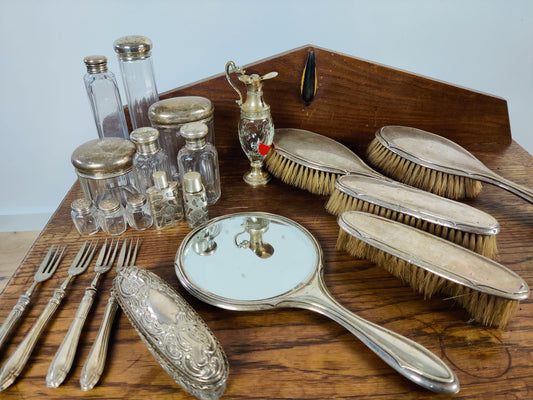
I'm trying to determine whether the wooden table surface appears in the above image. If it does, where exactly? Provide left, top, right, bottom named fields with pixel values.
left=1, top=139, right=532, bottom=399
left=1, top=46, right=532, bottom=399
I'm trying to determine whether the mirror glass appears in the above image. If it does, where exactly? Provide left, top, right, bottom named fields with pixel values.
left=178, top=213, right=319, bottom=301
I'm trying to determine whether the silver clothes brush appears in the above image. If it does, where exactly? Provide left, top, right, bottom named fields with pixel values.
left=265, top=128, right=385, bottom=195
left=367, top=125, right=533, bottom=202
left=326, top=174, right=500, bottom=258
left=337, top=211, right=529, bottom=328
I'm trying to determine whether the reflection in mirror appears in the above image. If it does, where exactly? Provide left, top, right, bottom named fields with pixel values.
left=234, top=216, right=275, bottom=259
left=180, top=214, right=318, bottom=301
left=191, top=224, right=221, bottom=256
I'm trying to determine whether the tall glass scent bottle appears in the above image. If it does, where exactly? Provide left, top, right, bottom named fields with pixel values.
left=183, top=172, right=209, bottom=228
left=83, top=55, right=129, bottom=139
left=225, top=61, right=277, bottom=185
left=146, top=171, right=183, bottom=230
left=177, top=122, right=221, bottom=205
left=114, top=35, right=159, bottom=130
left=130, top=127, right=171, bottom=193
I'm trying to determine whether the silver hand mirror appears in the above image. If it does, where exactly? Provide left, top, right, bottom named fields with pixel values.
left=175, top=212, right=459, bottom=394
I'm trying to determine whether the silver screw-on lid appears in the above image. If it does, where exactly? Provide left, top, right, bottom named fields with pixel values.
left=71, top=198, right=93, bottom=213
left=180, top=122, right=208, bottom=141
left=183, top=171, right=203, bottom=193
left=127, top=193, right=147, bottom=207
left=114, top=35, right=153, bottom=61
left=130, top=127, right=160, bottom=154
left=84, top=55, right=108, bottom=74
left=99, top=198, right=121, bottom=214
left=153, top=171, right=168, bottom=190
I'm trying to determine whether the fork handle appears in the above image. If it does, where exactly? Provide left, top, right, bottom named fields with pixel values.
left=0, top=295, right=31, bottom=351
left=46, top=287, right=97, bottom=388
left=0, top=288, right=65, bottom=391
left=80, top=293, right=119, bottom=391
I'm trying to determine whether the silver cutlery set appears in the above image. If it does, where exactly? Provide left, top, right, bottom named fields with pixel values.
left=0, top=238, right=139, bottom=392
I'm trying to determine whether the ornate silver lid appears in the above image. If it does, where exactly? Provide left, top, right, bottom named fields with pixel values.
left=71, top=198, right=93, bottom=213
left=114, top=265, right=229, bottom=400
left=148, top=96, right=214, bottom=126
left=71, top=138, right=136, bottom=179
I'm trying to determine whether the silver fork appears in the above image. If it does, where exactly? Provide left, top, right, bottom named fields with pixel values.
left=0, top=240, right=97, bottom=392
left=0, top=245, right=66, bottom=351
left=46, top=239, right=120, bottom=389
left=80, top=238, right=139, bottom=391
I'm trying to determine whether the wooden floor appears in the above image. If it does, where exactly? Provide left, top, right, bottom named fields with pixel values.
left=0, top=231, right=41, bottom=294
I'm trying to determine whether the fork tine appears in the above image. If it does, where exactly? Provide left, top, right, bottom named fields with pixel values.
left=129, top=238, right=140, bottom=266
left=108, top=239, right=121, bottom=266
left=124, top=239, right=133, bottom=266
left=39, top=246, right=55, bottom=271
left=79, top=241, right=98, bottom=271
left=94, top=239, right=108, bottom=267
left=44, top=246, right=67, bottom=275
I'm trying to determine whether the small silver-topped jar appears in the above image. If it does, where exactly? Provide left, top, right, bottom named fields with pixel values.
left=71, top=198, right=99, bottom=236
left=71, top=137, right=139, bottom=208
left=148, top=96, right=215, bottom=182
left=98, top=198, right=127, bottom=236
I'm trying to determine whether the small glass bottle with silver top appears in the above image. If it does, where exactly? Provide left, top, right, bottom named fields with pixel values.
left=130, top=127, right=171, bottom=193
left=178, top=122, right=221, bottom=205
left=183, top=171, right=209, bottom=228
left=114, top=35, right=159, bottom=130
left=125, top=193, right=153, bottom=230
left=71, top=198, right=99, bottom=236
left=83, top=55, right=129, bottom=139
left=98, top=198, right=127, bottom=235
left=146, top=171, right=183, bottom=230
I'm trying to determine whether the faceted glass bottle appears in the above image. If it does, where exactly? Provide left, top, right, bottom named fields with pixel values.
left=114, top=35, right=159, bottom=129
left=177, top=122, right=221, bottom=205
left=83, top=55, right=129, bottom=139
left=130, top=127, right=171, bottom=193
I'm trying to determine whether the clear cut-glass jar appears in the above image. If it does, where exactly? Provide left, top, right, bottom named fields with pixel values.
left=125, top=193, right=153, bottom=230
left=98, top=198, right=127, bottom=236
left=71, top=137, right=139, bottom=208
left=148, top=96, right=215, bottom=183
left=70, top=198, right=99, bottom=236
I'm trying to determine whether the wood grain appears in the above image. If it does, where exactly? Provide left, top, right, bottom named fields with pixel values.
left=1, top=46, right=531, bottom=399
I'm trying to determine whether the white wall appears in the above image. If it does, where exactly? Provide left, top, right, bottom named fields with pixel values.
left=1, top=0, right=532, bottom=231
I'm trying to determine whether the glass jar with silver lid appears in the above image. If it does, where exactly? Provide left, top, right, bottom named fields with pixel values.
left=70, top=198, right=99, bottom=236
left=71, top=137, right=139, bottom=208
left=148, top=96, right=215, bottom=183
left=125, top=193, right=153, bottom=231
left=98, top=198, right=127, bottom=236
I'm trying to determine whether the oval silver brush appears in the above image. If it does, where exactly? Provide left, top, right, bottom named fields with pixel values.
left=337, top=211, right=529, bottom=329
left=367, top=125, right=533, bottom=202
left=265, top=128, right=385, bottom=195
left=326, top=174, right=500, bottom=258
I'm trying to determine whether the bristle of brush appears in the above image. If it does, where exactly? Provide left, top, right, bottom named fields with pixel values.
left=326, top=188, right=498, bottom=258
left=366, top=138, right=483, bottom=200
left=265, top=150, right=339, bottom=195
left=337, top=229, right=518, bottom=328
